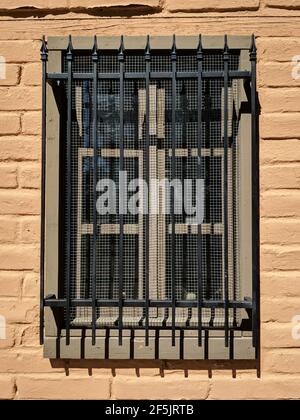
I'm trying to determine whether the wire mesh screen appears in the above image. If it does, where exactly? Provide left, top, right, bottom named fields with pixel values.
left=62, top=50, right=242, bottom=330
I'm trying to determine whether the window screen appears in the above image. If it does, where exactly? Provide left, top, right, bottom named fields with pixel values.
left=40, top=35, right=258, bottom=359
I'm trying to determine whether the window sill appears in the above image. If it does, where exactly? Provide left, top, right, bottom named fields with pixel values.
left=44, top=330, right=255, bottom=360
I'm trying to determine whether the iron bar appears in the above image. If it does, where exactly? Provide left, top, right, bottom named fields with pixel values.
left=65, top=35, right=73, bottom=346
left=44, top=298, right=253, bottom=309
left=118, top=36, right=125, bottom=345
left=250, top=34, right=258, bottom=350
left=92, top=36, right=99, bottom=346
left=46, top=70, right=251, bottom=81
left=83, top=82, right=91, bottom=302
left=204, top=85, right=212, bottom=306
left=40, top=35, right=48, bottom=346
left=180, top=83, right=187, bottom=302
left=171, top=35, right=177, bottom=347
left=108, top=82, right=116, bottom=304
left=144, top=35, right=151, bottom=346
left=223, top=35, right=230, bottom=348
left=197, top=35, right=203, bottom=347
left=133, top=82, right=140, bottom=301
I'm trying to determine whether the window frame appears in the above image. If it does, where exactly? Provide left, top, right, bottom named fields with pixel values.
left=41, top=35, right=259, bottom=360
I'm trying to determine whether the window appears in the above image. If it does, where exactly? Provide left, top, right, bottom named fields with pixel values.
left=40, top=35, right=258, bottom=360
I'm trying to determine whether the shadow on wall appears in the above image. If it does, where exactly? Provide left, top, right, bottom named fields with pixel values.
left=50, top=359, right=260, bottom=379
left=0, top=5, right=163, bottom=19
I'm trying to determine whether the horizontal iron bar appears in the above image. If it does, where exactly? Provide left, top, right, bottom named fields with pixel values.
left=44, top=298, right=252, bottom=309
left=46, top=70, right=251, bottom=81
left=68, top=325, right=250, bottom=332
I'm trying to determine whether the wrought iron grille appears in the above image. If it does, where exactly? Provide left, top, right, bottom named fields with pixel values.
left=40, top=35, right=258, bottom=356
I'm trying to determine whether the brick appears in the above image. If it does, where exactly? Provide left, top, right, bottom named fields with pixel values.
left=0, top=136, right=40, bottom=161
left=260, top=139, right=300, bottom=164
left=261, top=219, right=300, bottom=245
left=112, top=376, right=210, bottom=400
left=21, top=63, right=41, bottom=86
left=0, top=216, right=18, bottom=243
left=0, top=376, right=15, bottom=400
left=0, top=271, right=22, bottom=297
left=261, top=190, right=300, bottom=217
left=258, top=62, right=300, bottom=87
left=209, top=376, right=300, bottom=400
left=0, top=164, right=17, bottom=188
left=0, top=245, right=39, bottom=270
left=260, top=272, right=300, bottom=298
left=261, top=114, right=300, bottom=139
left=22, top=272, right=38, bottom=297
left=105, top=367, right=159, bottom=377
left=19, top=217, right=40, bottom=243
left=0, top=190, right=40, bottom=215
left=259, top=89, right=300, bottom=113
left=21, top=112, right=41, bottom=135
left=261, top=323, right=300, bottom=349
left=17, top=375, right=111, bottom=400
left=0, top=350, right=60, bottom=374
left=0, top=64, right=20, bottom=87
left=265, top=0, right=300, bottom=9
left=33, top=0, right=68, bottom=6
left=0, top=41, right=40, bottom=64
left=261, top=165, right=300, bottom=190
left=258, top=37, right=300, bottom=62
left=0, top=86, right=41, bottom=111
left=18, top=164, right=40, bottom=189
left=0, top=299, right=38, bottom=324
left=19, top=326, right=39, bottom=347
left=263, top=350, right=300, bottom=374
left=0, top=113, right=20, bottom=135
left=261, top=297, right=300, bottom=323
left=261, top=245, right=300, bottom=271
left=167, top=0, right=259, bottom=12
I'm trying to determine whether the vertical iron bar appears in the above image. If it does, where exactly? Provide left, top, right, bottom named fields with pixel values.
left=83, top=82, right=91, bottom=301
left=180, top=84, right=187, bottom=301
left=250, top=34, right=258, bottom=350
left=197, top=35, right=203, bottom=347
left=133, top=83, right=139, bottom=301
left=108, top=83, right=116, bottom=302
left=223, top=35, right=230, bottom=348
left=171, top=35, right=177, bottom=346
left=144, top=36, right=151, bottom=346
left=40, top=36, right=48, bottom=345
left=204, top=86, right=212, bottom=305
left=66, top=35, right=73, bottom=345
left=118, top=36, right=125, bottom=345
left=92, top=36, right=99, bottom=346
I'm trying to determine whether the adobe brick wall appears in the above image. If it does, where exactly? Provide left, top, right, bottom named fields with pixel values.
left=0, top=1, right=300, bottom=400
